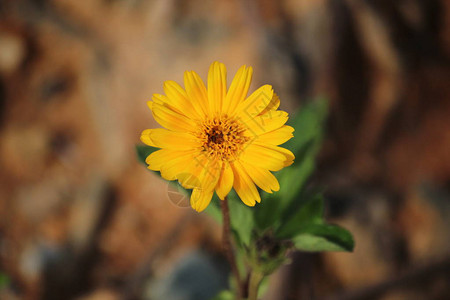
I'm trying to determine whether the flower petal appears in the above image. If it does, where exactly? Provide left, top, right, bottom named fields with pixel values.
left=145, top=149, right=186, bottom=171
left=240, top=144, right=293, bottom=171
left=215, top=161, right=234, bottom=200
left=251, top=144, right=294, bottom=167
left=178, top=153, right=220, bottom=191
left=147, top=101, right=154, bottom=111
left=189, top=157, right=221, bottom=212
left=235, top=85, right=273, bottom=120
left=140, top=128, right=200, bottom=149
left=231, top=160, right=260, bottom=206
left=190, top=188, right=214, bottom=212
left=207, top=62, right=227, bottom=115
left=223, top=65, right=253, bottom=115
left=140, top=129, right=157, bottom=147
left=177, top=153, right=209, bottom=189
left=163, top=80, right=201, bottom=119
left=151, top=94, right=183, bottom=115
left=160, top=151, right=197, bottom=181
left=241, top=163, right=280, bottom=193
left=152, top=102, right=197, bottom=132
left=260, top=144, right=295, bottom=166
left=255, top=125, right=294, bottom=146
left=241, top=110, right=289, bottom=137
left=184, top=70, right=209, bottom=117
left=197, top=158, right=220, bottom=191
left=259, top=92, right=280, bottom=115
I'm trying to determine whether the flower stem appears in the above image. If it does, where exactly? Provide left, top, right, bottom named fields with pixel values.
left=220, top=196, right=244, bottom=299
left=248, top=271, right=264, bottom=300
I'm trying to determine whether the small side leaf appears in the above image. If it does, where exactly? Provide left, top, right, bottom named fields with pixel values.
left=292, top=223, right=354, bottom=252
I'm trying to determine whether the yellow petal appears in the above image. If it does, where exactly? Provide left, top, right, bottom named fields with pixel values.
left=197, top=157, right=221, bottom=191
left=207, top=62, right=227, bottom=114
left=242, top=110, right=289, bottom=137
left=140, top=128, right=200, bottom=149
left=184, top=70, right=209, bottom=117
left=215, top=161, right=234, bottom=200
left=240, top=144, right=292, bottom=171
left=251, top=144, right=294, bottom=166
left=140, top=129, right=157, bottom=147
left=259, top=92, right=280, bottom=115
left=255, top=125, right=294, bottom=145
left=146, top=93, right=167, bottom=112
left=241, top=163, right=280, bottom=193
left=152, top=102, right=197, bottom=132
left=151, top=94, right=183, bottom=115
left=152, top=94, right=165, bottom=105
left=163, top=80, right=202, bottom=119
left=236, top=85, right=273, bottom=120
left=188, top=156, right=221, bottom=211
left=231, top=160, right=260, bottom=206
left=177, top=153, right=209, bottom=189
left=178, top=153, right=220, bottom=191
left=145, top=149, right=184, bottom=171
left=190, top=188, right=214, bottom=212
left=147, top=101, right=154, bottom=111
left=223, top=65, right=253, bottom=115
left=160, top=151, right=197, bottom=181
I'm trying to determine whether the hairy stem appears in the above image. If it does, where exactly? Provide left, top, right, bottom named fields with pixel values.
left=221, top=196, right=244, bottom=299
left=248, top=271, right=264, bottom=300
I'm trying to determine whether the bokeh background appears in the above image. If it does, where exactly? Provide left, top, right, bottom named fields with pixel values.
left=1, top=0, right=450, bottom=299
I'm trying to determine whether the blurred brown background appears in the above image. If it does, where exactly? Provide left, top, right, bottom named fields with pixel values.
left=0, top=0, right=450, bottom=299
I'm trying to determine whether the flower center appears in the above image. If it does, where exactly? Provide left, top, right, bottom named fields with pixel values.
left=199, top=116, right=249, bottom=161
left=208, top=127, right=224, bottom=144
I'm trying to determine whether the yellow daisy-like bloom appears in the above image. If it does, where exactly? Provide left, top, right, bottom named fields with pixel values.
left=141, top=62, right=294, bottom=212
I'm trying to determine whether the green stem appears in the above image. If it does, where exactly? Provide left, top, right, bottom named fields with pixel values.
left=248, top=271, right=264, bottom=300
left=221, top=196, right=244, bottom=299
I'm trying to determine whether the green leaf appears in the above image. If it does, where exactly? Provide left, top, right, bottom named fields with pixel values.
left=277, top=98, right=328, bottom=206
left=292, top=223, right=354, bottom=252
left=0, top=272, right=9, bottom=289
left=135, top=144, right=158, bottom=165
left=210, top=290, right=234, bottom=300
left=275, top=194, right=324, bottom=239
left=284, top=97, right=328, bottom=154
left=255, top=99, right=328, bottom=231
left=204, top=195, right=222, bottom=223
left=254, top=193, right=281, bottom=232
left=228, top=191, right=255, bottom=247
left=276, top=148, right=315, bottom=209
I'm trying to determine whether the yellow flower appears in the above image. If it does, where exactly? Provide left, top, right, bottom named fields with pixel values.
left=141, top=62, right=294, bottom=212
